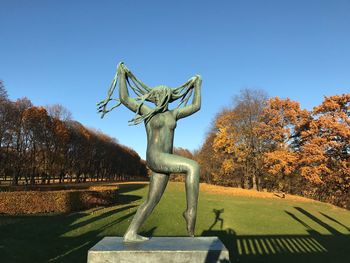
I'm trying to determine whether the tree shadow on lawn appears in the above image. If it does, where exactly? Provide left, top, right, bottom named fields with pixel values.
left=202, top=207, right=350, bottom=263
left=117, top=183, right=148, bottom=194
left=319, top=212, right=350, bottom=232
left=0, top=185, right=148, bottom=263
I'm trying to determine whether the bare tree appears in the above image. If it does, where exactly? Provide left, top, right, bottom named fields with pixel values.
left=45, top=104, right=72, bottom=121
left=0, top=80, right=8, bottom=101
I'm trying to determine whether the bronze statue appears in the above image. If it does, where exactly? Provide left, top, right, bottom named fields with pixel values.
left=98, top=62, right=201, bottom=242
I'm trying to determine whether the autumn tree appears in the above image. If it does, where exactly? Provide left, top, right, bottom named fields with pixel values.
left=6, top=98, right=33, bottom=185
left=194, top=90, right=349, bottom=208
left=213, top=89, right=268, bottom=190
left=194, top=131, right=222, bottom=184
left=256, top=97, right=310, bottom=193
left=0, top=81, right=10, bottom=178
left=0, top=98, right=13, bottom=181
left=298, top=94, right=350, bottom=206
left=0, top=98, right=147, bottom=185
left=22, top=106, right=49, bottom=184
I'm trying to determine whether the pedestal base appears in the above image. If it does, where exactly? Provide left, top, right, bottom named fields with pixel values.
left=87, top=236, right=230, bottom=263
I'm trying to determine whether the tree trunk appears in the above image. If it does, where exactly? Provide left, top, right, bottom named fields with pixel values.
left=12, top=170, right=19, bottom=185
left=252, top=172, right=257, bottom=190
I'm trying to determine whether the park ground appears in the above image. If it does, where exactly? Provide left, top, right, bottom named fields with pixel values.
left=0, top=182, right=349, bottom=263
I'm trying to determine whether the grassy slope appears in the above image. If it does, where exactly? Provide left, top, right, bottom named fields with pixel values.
left=0, top=182, right=349, bottom=263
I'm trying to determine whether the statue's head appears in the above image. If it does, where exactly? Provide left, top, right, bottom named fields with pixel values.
left=146, top=85, right=173, bottom=107
left=99, top=62, right=196, bottom=125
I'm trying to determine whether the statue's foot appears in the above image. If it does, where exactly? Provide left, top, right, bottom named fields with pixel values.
left=123, top=232, right=149, bottom=242
left=183, top=210, right=196, bottom=237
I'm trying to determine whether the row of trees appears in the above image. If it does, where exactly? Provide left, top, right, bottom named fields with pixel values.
left=195, top=89, right=350, bottom=208
left=0, top=81, right=147, bottom=185
left=1, top=79, right=348, bottom=207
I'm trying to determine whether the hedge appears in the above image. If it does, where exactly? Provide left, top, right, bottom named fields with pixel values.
left=0, top=187, right=118, bottom=215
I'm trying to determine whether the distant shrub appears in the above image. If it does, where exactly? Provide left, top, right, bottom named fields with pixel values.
left=0, top=187, right=118, bottom=215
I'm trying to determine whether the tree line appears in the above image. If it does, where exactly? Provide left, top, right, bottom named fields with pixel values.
left=0, top=81, right=147, bottom=185
left=1, top=80, right=349, bottom=208
left=194, top=89, right=350, bottom=208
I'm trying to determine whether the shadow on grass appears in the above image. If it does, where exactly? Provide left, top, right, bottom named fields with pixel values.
left=202, top=207, right=350, bottom=263
left=117, top=194, right=142, bottom=205
left=140, top=226, right=157, bottom=238
left=68, top=205, right=137, bottom=231
left=0, top=183, right=147, bottom=263
left=319, top=212, right=350, bottom=232
left=1, top=188, right=349, bottom=263
left=117, top=183, right=148, bottom=194
left=209, top=208, right=224, bottom=231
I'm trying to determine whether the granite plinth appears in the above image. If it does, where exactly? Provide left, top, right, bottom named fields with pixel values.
left=87, top=236, right=230, bottom=263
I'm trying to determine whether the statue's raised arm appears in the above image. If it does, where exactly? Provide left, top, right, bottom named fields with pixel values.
left=118, top=63, right=152, bottom=115
left=174, top=75, right=201, bottom=120
left=97, top=62, right=153, bottom=124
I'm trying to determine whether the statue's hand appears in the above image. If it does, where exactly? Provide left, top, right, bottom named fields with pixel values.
left=189, top=75, right=201, bottom=82
left=194, top=74, right=202, bottom=80
left=188, top=76, right=196, bottom=82
left=187, top=75, right=201, bottom=88
left=118, top=63, right=131, bottom=75
left=117, top=62, right=127, bottom=75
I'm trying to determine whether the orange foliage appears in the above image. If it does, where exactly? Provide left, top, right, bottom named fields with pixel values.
left=257, top=97, right=310, bottom=145
left=0, top=99, right=147, bottom=186
left=212, top=89, right=268, bottom=189
left=196, top=92, right=350, bottom=207
left=263, top=150, right=298, bottom=176
left=299, top=94, right=350, bottom=190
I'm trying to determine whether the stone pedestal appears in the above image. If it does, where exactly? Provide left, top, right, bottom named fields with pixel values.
left=87, top=236, right=230, bottom=263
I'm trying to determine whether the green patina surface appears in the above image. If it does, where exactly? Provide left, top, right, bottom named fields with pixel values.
left=98, top=63, right=202, bottom=241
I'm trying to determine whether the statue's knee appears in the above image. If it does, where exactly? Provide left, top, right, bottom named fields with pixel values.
left=188, top=161, right=200, bottom=179
left=192, top=161, right=200, bottom=174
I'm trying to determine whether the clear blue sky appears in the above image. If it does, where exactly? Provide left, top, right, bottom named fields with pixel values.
left=1, top=0, right=349, bottom=159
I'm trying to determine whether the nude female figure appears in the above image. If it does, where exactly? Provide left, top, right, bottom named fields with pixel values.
left=98, top=62, right=202, bottom=242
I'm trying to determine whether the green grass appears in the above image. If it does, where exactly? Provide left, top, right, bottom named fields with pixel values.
left=0, top=182, right=349, bottom=263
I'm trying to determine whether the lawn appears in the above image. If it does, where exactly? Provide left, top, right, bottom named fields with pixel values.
left=0, top=182, right=349, bottom=263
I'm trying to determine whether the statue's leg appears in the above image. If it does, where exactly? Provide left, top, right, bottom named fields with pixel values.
left=149, top=153, right=200, bottom=237
left=123, top=172, right=169, bottom=242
